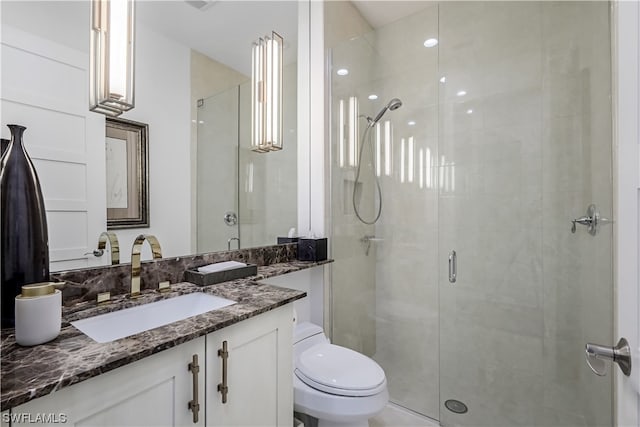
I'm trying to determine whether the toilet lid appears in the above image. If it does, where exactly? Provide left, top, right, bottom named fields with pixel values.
left=296, top=343, right=386, bottom=397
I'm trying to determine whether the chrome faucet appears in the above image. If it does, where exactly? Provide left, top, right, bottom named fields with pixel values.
left=130, top=234, right=162, bottom=298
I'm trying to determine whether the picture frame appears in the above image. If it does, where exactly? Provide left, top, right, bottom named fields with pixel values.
left=105, top=117, right=149, bottom=229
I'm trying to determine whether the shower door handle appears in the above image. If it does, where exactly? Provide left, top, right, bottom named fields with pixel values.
left=449, top=250, right=457, bottom=283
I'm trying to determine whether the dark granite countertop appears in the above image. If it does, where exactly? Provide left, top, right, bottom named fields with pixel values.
left=1, top=259, right=332, bottom=411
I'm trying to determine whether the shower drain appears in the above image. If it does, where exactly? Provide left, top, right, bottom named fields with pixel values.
left=445, top=399, right=468, bottom=414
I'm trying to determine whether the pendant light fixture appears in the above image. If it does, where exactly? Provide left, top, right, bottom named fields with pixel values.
left=90, top=0, right=135, bottom=117
left=251, top=31, right=283, bottom=152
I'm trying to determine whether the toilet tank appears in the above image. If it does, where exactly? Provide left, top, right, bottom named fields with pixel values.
left=294, top=322, right=329, bottom=355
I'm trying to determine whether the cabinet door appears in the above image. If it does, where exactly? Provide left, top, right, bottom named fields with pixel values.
left=11, top=337, right=205, bottom=427
left=206, top=305, right=293, bottom=427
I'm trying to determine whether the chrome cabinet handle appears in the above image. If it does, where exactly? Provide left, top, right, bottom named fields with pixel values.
left=585, top=337, right=632, bottom=377
left=188, top=354, right=200, bottom=423
left=449, top=250, right=457, bottom=283
left=218, top=341, right=229, bottom=403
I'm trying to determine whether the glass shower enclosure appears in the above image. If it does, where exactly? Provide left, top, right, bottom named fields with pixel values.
left=196, top=63, right=298, bottom=253
left=329, top=2, right=613, bottom=425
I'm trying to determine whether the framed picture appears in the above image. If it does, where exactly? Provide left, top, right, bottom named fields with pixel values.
left=105, top=117, right=149, bottom=229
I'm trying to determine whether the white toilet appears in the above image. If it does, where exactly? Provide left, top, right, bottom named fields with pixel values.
left=293, top=322, right=389, bottom=427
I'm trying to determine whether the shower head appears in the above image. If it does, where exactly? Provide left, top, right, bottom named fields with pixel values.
left=369, top=98, right=403, bottom=127
left=387, top=98, right=403, bottom=111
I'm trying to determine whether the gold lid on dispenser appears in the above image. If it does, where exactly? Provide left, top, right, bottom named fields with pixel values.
left=18, top=282, right=64, bottom=298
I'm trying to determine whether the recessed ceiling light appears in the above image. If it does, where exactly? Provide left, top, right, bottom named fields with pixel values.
left=466, top=109, right=473, bottom=114
left=368, top=94, right=378, bottom=100
left=408, top=121, right=416, bottom=126
left=456, top=90, right=467, bottom=97
left=440, top=76, right=446, bottom=83
left=423, top=38, right=438, bottom=48
left=337, top=68, right=349, bottom=76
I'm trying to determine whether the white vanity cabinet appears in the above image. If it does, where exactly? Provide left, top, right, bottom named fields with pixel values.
left=8, top=304, right=295, bottom=427
left=10, top=337, right=205, bottom=427
left=206, top=304, right=294, bottom=427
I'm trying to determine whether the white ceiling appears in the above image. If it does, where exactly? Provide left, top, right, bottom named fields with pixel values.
left=351, top=1, right=434, bottom=29
left=1, top=0, right=299, bottom=76
left=137, top=1, right=298, bottom=75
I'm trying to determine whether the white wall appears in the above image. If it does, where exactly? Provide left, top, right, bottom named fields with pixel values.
left=115, top=23, right=191, bottom=263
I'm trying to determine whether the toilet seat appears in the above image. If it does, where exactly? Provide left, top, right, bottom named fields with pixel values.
left=295, top=343, right=386, bottom=397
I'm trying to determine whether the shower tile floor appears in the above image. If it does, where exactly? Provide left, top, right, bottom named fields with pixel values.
left=370, top=404, right=439, bottom=427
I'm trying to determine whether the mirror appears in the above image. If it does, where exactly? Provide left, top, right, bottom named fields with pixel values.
left=1, top=1, right=301, bottom=269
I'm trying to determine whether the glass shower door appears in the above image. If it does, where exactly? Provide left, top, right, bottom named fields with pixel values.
left=196, top=87, right=240, bottom=253
left=438, top=2, right=613, bottom=426
left=328, top=2, right=441, bottom=419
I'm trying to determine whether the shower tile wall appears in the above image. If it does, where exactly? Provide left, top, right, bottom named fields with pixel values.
left=331, top=1, right=612, bottom=426
left=540, top=2, right=612, bottom=425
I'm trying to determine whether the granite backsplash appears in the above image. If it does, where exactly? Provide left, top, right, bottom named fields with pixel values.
left=51, top=243, right=298, bottom=307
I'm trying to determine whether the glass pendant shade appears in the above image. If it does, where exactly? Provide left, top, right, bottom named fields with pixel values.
left=251, top=31, right=283, bottom=152
left=90, top=0, right=135, bottom=117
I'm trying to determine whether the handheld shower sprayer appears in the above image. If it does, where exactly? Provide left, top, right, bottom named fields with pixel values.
left=368, top=98, right=403, bottom=128
left=353, top=97, right=403, bottom=225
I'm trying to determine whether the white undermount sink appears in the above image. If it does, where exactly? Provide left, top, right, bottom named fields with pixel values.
left=71, top=292, right=236, bottom=343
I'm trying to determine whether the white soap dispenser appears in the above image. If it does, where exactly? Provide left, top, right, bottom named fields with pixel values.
left=15, top=282, right=62, bottom=346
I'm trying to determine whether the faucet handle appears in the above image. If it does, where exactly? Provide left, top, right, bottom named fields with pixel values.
left=84, top=249, right=105, bottom=257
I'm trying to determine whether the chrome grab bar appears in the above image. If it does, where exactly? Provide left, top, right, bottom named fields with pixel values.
left=448, top=250, right=457, bottom=283
left=585, top=337, right=632, bottom=376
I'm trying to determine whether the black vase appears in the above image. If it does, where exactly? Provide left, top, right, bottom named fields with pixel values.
left=1, top=125, right=50, bottom=328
